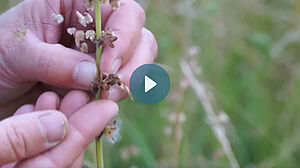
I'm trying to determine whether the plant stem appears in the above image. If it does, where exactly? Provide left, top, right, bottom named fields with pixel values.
left=95, top=0, right=104, bottom=168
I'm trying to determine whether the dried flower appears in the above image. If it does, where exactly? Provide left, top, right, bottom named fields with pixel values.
left=97, top=29, right=118, bottom=48
left=74, top=30, right=85, bottom=48
left=91, top=72, right=133, bottom=100
left=100, top=0, right=109, bottom=3
left=75, top=11, right=93, bottom=27
left=52, top=13, right=64, bottom=24
left=80, top=42, right=89, bottom=53
left=85, top=30, right=96, bottom=41
left=85, top=0, right=94, bottom=11
left=67, top=27, right=76, bottom=35
left=104, top=120, right=121, bottom=144
left=110, top=0, right=121, bottom=10
left=13, top=24, right=28, bottom=38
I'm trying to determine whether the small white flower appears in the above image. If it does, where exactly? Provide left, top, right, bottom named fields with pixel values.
left=67, top=27, right=76, bottom=35
left=84, top=12, right=93, bottom=25
left=75, top=11, right=93, bottom=27
left=74, top=30, right=85, bottom=48
left=52, top=13, right=64, bottom=24
left=85, top=30, right=96, bottom=41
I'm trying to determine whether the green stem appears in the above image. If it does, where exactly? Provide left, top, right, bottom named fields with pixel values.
left=95, top=1, right=104, bottom=168
left=96, top=136, right=104, bottom=168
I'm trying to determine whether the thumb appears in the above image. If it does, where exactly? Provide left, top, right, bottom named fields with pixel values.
left=15, top=41, right=97, bottom=89
left=0, top=110, right=67, bottom=165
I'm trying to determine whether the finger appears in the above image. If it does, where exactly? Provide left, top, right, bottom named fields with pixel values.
left=16, top=100, right=118, bottom=167
left=71, top=152, right=85, bottom=168
left=0, top=111, right=67, bottom=165
left=35, top=92, right=60, bottom=111
left=12, top=36, right=97, bottom=90
left=14, top=104, right=35, bottom=115
left=100, top=0, right=146, bottom=73
left=108, top=28, right=158, bottom=101
left=59, top=90, right=90, bottom=118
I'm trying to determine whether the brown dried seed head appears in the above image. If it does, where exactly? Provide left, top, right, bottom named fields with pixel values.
left=80, top=42, right=89, bottom=53
left=109, top=0, right=121, bottom=10
left=85, top=0, right=94, bottom=11
left=100, top=0, right=109, bottom=3
left=100, top=29, right=118, bottom=48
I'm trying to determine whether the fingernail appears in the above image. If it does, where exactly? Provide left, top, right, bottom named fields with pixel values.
left=112, top=58, right=122, bottom=74
left=74, top=61, right=98, bottom=88
left=39, top=112, right=67, bottom=144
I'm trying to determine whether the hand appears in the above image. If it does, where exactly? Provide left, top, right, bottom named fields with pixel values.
left=0, top=90, right=118, bottom=167
left=0, top=0, right=157, bottom=118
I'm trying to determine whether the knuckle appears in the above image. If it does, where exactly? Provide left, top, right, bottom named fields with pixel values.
left=126, top=0, right=146, bottom=25
left=35, top=46, right=55, bottom=82
left=144, top=28, right=158, bottom=55
left=5, top=123, right=27, bottom=160
left=136, top=3, right=146, bottom=25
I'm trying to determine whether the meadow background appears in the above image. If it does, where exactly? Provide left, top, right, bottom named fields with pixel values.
left=2, top=0, right=300, bottom=167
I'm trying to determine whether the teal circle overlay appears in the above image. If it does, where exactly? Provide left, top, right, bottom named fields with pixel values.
left=130, top=64, right=170, bottom=104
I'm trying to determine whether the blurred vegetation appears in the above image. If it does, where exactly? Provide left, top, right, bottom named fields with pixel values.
left=2, top=0, right=300, bottom=167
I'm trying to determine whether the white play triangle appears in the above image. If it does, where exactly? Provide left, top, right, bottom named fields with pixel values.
left=145, top=75, right=157, bottom=93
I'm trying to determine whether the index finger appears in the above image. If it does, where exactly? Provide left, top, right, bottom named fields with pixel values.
left=100, top=0, right=146, bottom=73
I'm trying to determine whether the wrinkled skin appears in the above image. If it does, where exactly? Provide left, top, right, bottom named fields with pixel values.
left=0, top=0, right=157, bottom=118
left=0, top=90, right=119, bottom=167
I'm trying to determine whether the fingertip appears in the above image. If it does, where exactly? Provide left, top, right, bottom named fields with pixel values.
left=93, top=100, right=119, bottom=118
left=35, top=92, right=60, bottom=111
left=108, top=85, right=126, bottom=102
left=15, top=104, right=35, bottom=115
left=59, top=90, right=90, bottom=118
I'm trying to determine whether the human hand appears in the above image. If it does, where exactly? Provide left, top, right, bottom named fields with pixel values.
left=0, top=0, right=157, bottom=117
left=0, top=90, right=118, bottom=167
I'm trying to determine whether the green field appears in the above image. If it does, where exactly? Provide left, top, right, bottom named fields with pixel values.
left=2, top=0, right=300, bottom=167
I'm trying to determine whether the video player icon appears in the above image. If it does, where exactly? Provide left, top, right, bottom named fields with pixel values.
left=145, top=76, right=157, bottom=93
left=130, top=64, right=170, bottom=104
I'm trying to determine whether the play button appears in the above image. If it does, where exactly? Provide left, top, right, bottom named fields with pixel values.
left=145, top=76, right=157, bottom=93
left=130, top=64, right=170, bottom=104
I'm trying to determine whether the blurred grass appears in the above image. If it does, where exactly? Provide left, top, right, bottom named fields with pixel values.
left=3, top=0, right=300, bottom=167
